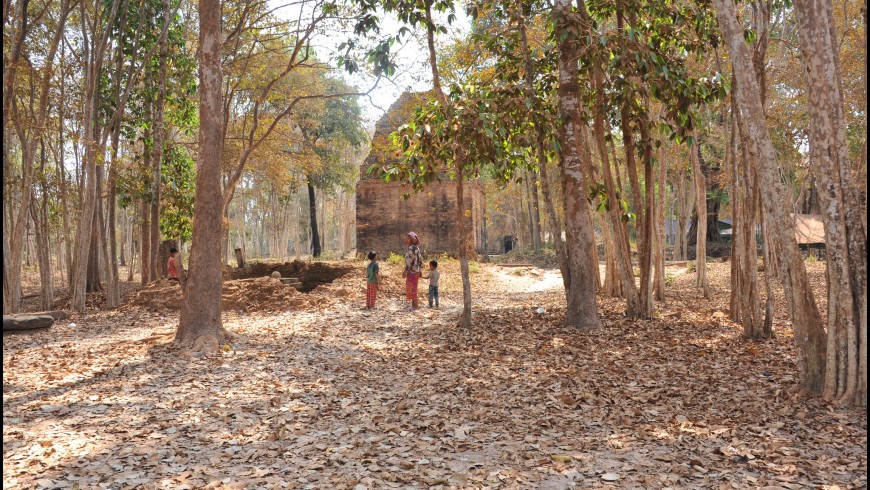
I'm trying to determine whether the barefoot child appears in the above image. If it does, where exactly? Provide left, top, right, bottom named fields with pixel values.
left=167, top=247, right=181, bottom=283
left=423, top=260, right=440, bottom=308
left=365, top=251, right=380, bottom=309
left=402, top=232, right=423, bottom=310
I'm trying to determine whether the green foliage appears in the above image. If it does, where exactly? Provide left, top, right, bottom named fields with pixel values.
left=589, top=183, right=636, bottom=223
left=159, top=143, right=195, bottom=241
left=296, top=75, right=368, bottom=195
left=386, top=252, right=405, bottom=265
left=469, top=261, right=481, bottom=274
left=339, top=0, right=457, bottom=76
left=387, top=82, right=533, bottom=192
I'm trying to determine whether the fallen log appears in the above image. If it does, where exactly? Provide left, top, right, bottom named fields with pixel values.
left=33, top=310, right=70, bottom=321
left=3, top=314, right=55, bottom=331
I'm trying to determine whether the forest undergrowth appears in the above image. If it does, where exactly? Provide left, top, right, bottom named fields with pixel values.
left=2, top=260, right=866, bottom=489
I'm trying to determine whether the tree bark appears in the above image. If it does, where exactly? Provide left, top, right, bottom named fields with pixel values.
left=653, top=142, right=667, bottom=301
left=30, top=188, right=54, bottom=311
left=306, top=177, right=321, bottom=258
left=149, top=0, right=171, bottom=282
left=176, top=0, right=228, bottom=352
left=590, top=69, right=640, bottom=316
left=714, top=0, right=828, bottom=394
left=71, top=0, right=119, bottom=312
left=728, top=71, right=767, bottom=336
left=690, top=136, right=709, bottom=298
left=140, top=199, right=151, bottom=284
left=554, top=0, right=602, bottom=329
left=793, top=0, right=867, bottom=406
left=637, top=115, right=656, bottom=316
left=5, top=0, right=72, bottom=312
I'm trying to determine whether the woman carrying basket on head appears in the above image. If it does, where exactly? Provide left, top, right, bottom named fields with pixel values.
left=403, top=232, right=423, bottom=310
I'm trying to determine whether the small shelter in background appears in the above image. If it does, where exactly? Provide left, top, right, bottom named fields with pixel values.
left=356, top=92, right=486, bottom=256
left=794, top=214, right=826, bottom=257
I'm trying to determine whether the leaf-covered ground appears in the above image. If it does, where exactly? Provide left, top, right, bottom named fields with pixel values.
left=3, top=260, right=866, bottom=489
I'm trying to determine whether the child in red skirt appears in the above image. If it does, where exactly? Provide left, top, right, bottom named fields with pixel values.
left=365, top=251, right=380, bottom=309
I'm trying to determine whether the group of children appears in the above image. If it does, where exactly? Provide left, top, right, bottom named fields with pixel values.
left=365, top=231, right=440, bottom=311
left=168, top=236, right=441, bottom=311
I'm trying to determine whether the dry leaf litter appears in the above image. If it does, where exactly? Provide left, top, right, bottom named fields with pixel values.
left=3, top=260, right=866, bottom=489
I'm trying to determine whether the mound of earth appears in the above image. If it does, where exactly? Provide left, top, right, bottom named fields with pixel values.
left=230, top=260, right=355, bottom=292
left=129, top=277, right=331, bottom=313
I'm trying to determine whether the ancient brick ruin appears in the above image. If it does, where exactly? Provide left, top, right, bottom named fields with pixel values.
left=356, top=92, right=486, bottom=256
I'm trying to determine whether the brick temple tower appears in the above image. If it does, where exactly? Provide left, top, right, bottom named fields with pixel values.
left=355, top=92, right=486, bottom=256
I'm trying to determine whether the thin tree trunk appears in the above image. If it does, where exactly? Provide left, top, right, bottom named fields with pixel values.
left=653, top=142, right=667, bottom=301
left=119, top=207, right=127, bottom=267
left=690, top=136, right=709, bottom=298
left=714, top=0, right=827, bottom=394
left=600, top=211, right=622, bottom=297
left=589, top=69, right=640, bottom=315
left=523, top=171, right=538, bottom=249
left=71, top=0, right=119, bottom=312
left=30, top=189, right=53, bottom=311
left=637, top=115, right=656, bottom=316
left=527, top=170, right=542, bottom=250
left=149, top=0, right=171, bottom=280
left=306, top=177, right=321, bottom=258
left=127, top=214, right=136, bottom=282
left=105, top=124, right=122, bottom=307
left=732, top=92, right=765, bottom=336
left=140, top=199, right=150, bottom=284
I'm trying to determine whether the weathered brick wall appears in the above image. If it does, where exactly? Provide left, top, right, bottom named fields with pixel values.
left=356, top=180, right=485, bottom=256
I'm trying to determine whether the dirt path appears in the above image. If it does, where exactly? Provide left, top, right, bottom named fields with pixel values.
left=3, top=261, right=866, bottom=489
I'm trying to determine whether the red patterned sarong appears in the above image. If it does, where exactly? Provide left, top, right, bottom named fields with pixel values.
left=366, top=283, right=378, bottom=308
left=405, top=272, right=419, bottom=301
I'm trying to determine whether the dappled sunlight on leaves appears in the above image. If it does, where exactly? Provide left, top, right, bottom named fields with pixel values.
left=3, top=261, right=865, bottom=488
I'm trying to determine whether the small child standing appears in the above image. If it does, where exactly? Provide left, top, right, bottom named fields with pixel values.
left=423, top=260, right=440, bottom=308
left=167, top=247, right=181, bottom=283
left=365, top=251, right=380, bottom=309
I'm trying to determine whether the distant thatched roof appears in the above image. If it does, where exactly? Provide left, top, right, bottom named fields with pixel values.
left=360, top=90, right=434, bottom=180
left=794, top=214, right=825, bottom=245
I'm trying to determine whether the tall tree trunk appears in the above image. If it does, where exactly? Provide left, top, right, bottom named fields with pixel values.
left=306, top=177, right=321, bottom=258
left=637, top=115, right=656, bottom=316
left=714, top=0, right=827, bottom=394
left=422, top=0, right=473, bottom=326
left=30, top=189, right=53, bottom=311
left=127, top=213, right=136, bottom=282
left=731, top=96, right=765, bottom=336
left=589, top=70, right=640, bottom=315
left=140, top=199, right=151, bottom=284
left=554, top=0, right=602, bottom=329
left=528, top=170, right=542, bottom=250
left=71, top=0, right=120, bottom=312
left=675, top=166, right=692, bottom=261
left=119, top=207, right=127, bottom=267
left=793, top=0, right=867, bottom=406
left=653, top=142, right=667, bottom=301
left=5, top=0, right=72, bottom=312
left=690, top=137, right=709, bottom=298
left=523, top=171, right=539, bottom=250
left=105, top=122, right=122, bottom=307
left=149, top=14, right=170, bottom=282
left=600, top=211, right=622, bottom=297
left=177, top=0, right=228, bottom=351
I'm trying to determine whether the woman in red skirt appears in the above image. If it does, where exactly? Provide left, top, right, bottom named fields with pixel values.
left=403, top=232, right=423, bottom=310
